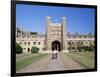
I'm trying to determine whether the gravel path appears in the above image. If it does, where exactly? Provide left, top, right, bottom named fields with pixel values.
left=16, top=52, right=85, bottom=73
left=43, top=53, right=67, bottom=71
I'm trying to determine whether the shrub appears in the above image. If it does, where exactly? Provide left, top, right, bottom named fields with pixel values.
left=82, top=46, right=94, bottom=52
left=31, top=47, right=39, bottom=53
left=16, top=43, right=22, bottom=54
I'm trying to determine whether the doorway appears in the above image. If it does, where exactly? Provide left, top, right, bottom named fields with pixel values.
left=52, top=41, right=61, bottom=51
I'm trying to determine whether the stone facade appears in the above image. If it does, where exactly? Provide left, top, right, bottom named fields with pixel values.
left=45, top=16, right=67, bottom=53
left=16, top=16, right=95, bottom=54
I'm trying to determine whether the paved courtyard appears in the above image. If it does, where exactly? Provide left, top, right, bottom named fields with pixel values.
left=16, top=52, right=85, bottom=73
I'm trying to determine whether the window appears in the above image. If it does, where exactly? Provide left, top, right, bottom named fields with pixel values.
left=71, top=41, right=73, bottom=44
left=44, top=48, right=45, bottom=51
left=68, top=42, right=70, bottom=45
left=24, top=48, right=26, bottom=50
left=33, top=42, right=36, bottom=45
left=42, top=48, right=44, bottom=51
left=28, top=42, right=30, bottom=45
left=38, top=42, right=40, bottom=45
left=24, top=42, right=26, bottom=45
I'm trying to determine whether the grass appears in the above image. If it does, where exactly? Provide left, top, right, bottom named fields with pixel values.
left=16, top=53, right=48, bottom=71
left=66, top=51, right=95, bottom=69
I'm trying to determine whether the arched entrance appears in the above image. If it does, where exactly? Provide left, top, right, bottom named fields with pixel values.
left=28, top=48, right=30, bottom=52
left=52, top=41, right=61, bottom=51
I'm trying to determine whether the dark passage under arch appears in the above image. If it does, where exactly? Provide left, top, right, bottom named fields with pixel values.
left=28, top=48, right=30, bottom=52
left=52, top=41, right=61, bottom=51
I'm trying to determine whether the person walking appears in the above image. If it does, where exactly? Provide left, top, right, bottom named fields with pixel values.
left=51, top=49, right=58, bottom=59
left=51, top=50, right=55, bottom=59
left=55, top=50, right=58, bottom=59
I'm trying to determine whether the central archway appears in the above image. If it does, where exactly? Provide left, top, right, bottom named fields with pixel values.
left=52, top=41, right=61, bottom=52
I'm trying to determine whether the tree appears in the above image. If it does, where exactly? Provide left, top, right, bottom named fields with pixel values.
left=89, top=42, right=95, bottom=51
left=76, top=41, right=84, bottom=52
left=30, top=32, right=38, bottom=35
left=88, top=33, right=93, bottom=38
left=68, top=41, right=72, bottom=52
left=31, top=46, right=39, bottom=53
left=68, top=41, right=76, bottom=52
left=16, top=43, right=22, bottom=54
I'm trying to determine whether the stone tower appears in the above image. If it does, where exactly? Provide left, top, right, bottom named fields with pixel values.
left=61, top=17, right=67, bottom=52
left=45, top=16, right=51, bottom=51
left=45, top=16, right=67, bottom=52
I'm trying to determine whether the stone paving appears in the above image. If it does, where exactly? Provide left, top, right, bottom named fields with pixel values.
left=43, top=53, right=67, bottom=71
left=16, top=52, right=85, bottom=73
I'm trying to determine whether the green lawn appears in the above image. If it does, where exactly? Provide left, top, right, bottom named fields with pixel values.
left=16, top=53, right=48, bottom=71
left=66, top=52, right=95, bottom=69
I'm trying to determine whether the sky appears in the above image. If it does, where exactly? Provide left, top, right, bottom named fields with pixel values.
left=16, top=4, right=95, bottom=34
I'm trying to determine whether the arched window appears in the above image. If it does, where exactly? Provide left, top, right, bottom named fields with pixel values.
left=33, top=42, right=36, bottom=45
left=38, top=42, right=40, bottom=45
left=68, top=42, right=71, bottom=45
left=24, top=42, right=26, bottom=45
left=28, top=42, right=30, bottom=45
left=24, top=48, right=26, bottom=50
